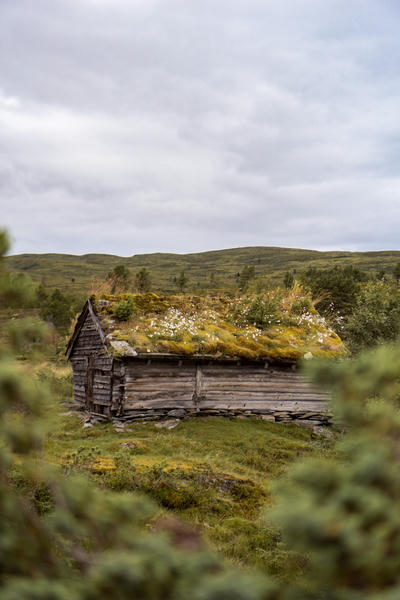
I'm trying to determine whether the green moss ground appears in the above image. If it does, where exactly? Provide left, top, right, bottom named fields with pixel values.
left=35, top=364, right=337, bottom=582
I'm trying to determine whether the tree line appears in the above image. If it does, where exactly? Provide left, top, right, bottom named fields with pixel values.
left=107, top=264, right=189, bottom=294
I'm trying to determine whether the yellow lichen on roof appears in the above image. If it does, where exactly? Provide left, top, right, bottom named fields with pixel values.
left=91, top=289, right=346, bottom=361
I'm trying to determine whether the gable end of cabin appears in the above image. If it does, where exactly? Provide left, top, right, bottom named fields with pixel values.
left=67, top=300, right=118, bottom=416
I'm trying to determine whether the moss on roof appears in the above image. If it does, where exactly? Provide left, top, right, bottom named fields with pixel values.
left=90, top=288, right=346, bottom=361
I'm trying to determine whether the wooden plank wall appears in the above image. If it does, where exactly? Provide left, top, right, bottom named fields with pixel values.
left=123, top=360, right=327, bottom=415
left=70, top=312, right=113, bottom=413
left=199, top=364, right=327, bottom=413
left=124, top=361, right=196, bottom=410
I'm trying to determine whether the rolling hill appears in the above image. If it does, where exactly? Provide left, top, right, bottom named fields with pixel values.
left=6, top=246, right=400, bottom=295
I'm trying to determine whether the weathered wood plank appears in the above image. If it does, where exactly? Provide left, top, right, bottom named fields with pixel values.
left=198, top=400, right=328, bottom=411
left=74, top=346, right=107, bottom=354
left=201, top=393, right=326, bottom=402
left=71, top=371, right=86, bottom=379
left=74, top=395, right=86, bottom=403
left=72, top=368, right=86, bottom=375
left=124, top=399, right=196, bottom=409
left=74, top=338, right=105, bottom=346
left=201, top=367, right=298, bottom=377
left=90, top=397, right=112, bottom=406
left=73, top=373, right=86, bottom=381
left=92, top=387, right=112, bottom=395
left=125, top=374, right=195, bottom=382
left=93, top=387, right=112, bottom=396
left=125, top=389, right=193, bottom=399
left=203, top=381, right=324, bottom=391
left=202, top=369, right=305, bottom=378
left=204, top=378, right=314, bottom=387
left=73, top=384, right=85, bottom=393
left=94, top=360, right=113, bottom=368
left=74, top=330, right=104, bottom=341
left=202, top=391, right=327, bottom=400
left=93, top=374, right=112, bottom=385
left=125, top=370, right=196, bottom=380
left=125, top=383, right=195, bottom=393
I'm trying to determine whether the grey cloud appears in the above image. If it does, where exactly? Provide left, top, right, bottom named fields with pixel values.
left=1, top=0, right=400, bottom=255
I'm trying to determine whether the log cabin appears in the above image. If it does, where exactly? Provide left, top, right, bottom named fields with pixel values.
left=66, top=293, right=346, bottom=423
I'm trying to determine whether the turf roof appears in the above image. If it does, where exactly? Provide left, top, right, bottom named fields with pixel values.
left=87, top=290, right=346, bottom=362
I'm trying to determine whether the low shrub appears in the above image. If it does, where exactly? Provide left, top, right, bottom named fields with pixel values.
left=245, top=294, right=281, bottom=328
left=290, top=297, right=312, bottom=315
left=113, top=296, right=136, bottom=321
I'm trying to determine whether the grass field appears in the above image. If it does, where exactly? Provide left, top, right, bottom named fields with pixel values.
left=31, top=363, right=337, bottom=582
left=6, top=245, right=400, bottom=295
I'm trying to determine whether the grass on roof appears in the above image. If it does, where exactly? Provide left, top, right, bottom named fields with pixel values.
left=90, top=285, right=346, bottom=360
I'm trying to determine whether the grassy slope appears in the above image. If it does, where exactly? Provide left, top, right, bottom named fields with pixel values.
left=6, top=246, right=400, bottom=294
left=39, top=364, right=336, bottom=581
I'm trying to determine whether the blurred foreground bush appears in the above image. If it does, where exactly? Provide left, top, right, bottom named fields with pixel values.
left=269, top=345, right=400, bottom=599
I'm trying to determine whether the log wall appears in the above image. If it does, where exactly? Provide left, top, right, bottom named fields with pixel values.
left=69, top=311, right=113, bottom=415
left=124, top=361, right=196, bottom=410
left=121, top=359, right=329, bottom=423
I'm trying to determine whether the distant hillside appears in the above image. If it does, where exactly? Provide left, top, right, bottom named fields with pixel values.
left=6, top=246, right=400, bottom=295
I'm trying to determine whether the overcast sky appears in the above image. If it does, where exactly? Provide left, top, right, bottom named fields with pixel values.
left=1, top=0, right=400, bottom=255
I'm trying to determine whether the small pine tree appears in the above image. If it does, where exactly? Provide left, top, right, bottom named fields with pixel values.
left=300, top=265, right=368, bottom=317
left=393, top=262, right=400, bottom=282
left=135, top=268, right=151, bottom=293
left=40, top=288, right=75, bottom=331
left=245, top=293, right=280, bottom=328
left=177, top=269, right=188, bottom=293
left=107, top=264, right=131, bottom=293
left=283, top=270, right=294, bottom=289
left=377, top=269, right=386, bottom=281
left=113, top=296, right=136, bottom=320
left=238, top=266, right=256, bottom=291
left=36, top=283, right=48, bottom=307
left=341, top=280, right=400, bottom=353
